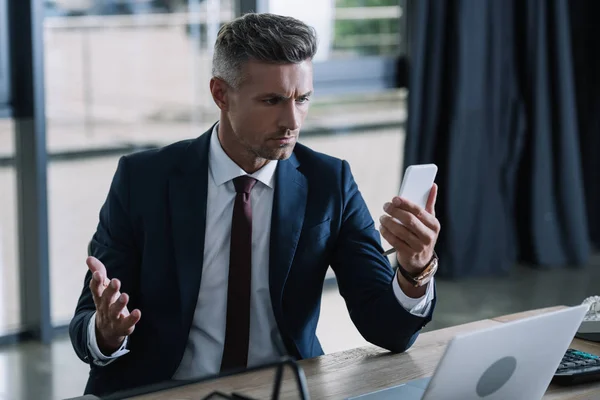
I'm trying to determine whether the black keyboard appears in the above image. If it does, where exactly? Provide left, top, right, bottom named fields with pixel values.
left=552, top=348, right=600, bottom=386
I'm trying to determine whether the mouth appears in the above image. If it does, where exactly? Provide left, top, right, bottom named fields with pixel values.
left=271, top=136, right=296, bottom=145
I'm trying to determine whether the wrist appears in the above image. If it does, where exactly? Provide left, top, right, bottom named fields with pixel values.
left=401, top=263, right=423, bottom=275
left=397, top=272, right=428, bottom=298
left=96, top=327, right=124, bottom=356
left=396, top=251, right=438, bottom=288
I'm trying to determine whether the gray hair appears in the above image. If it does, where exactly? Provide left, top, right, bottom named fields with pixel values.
left=212, top=13, right=318, bottom=88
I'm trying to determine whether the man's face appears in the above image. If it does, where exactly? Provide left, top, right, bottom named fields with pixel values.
left=221, top=60, right=313, bottom=162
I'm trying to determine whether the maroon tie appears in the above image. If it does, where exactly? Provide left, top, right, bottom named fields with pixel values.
left=220, top=175, right=257, bottom=372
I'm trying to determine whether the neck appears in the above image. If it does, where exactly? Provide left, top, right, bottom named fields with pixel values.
left=216, top=118, right=269, bottom=174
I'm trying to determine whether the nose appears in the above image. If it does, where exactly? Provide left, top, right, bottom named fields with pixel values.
left=279, top=100, right=301, bottom=132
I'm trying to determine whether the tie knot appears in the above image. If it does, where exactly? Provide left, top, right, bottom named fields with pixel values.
left=233, top=175, right=257, bottom=194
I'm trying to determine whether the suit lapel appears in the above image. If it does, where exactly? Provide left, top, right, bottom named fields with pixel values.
left=269, top=154, right=308, bottom=322
left=169, top=129, right=212, bottom=332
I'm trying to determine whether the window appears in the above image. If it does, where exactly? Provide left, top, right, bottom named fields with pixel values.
left=0, top=119, right=20, bottom=335
left=262, top=0, right=405, bottom=95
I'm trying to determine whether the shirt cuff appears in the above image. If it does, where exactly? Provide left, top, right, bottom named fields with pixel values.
left=392, top=271, right=435, bottom=316
left=87, top=311, right=130, bottom=366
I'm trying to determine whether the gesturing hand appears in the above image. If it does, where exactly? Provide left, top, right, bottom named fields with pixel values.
left=87, top=256, right=141, bottom=355
left=379, top=184, right=441, bottom=274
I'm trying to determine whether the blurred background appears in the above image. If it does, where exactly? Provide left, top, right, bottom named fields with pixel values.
left=0, top=0, right=599, bottom=399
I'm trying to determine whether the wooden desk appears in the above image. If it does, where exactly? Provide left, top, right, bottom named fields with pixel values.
left=128, top=306, right=600, bottom=400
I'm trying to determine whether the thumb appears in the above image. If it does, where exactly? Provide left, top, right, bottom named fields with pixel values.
left=425, top=183, right=438, bottom=217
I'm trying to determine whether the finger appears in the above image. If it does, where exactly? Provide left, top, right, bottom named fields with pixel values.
left=385, top=202, right=433, bottom=243
left=87, top=256, right=107, bottom=277
left=89, top=271, right=105, bottom=307
left=120, top=309, right=142, bottom=336
left=100, top=279, right=121, bottom=316
left=379, top=225, right=413, bottom=256
left=87, top=256, right=110, bottom=292
left=109, top=293, right=129, bottom=321
left=379, top=215, right=425, bottom=252
left=390, top=197, right=440, bottom=234
left=425, top=183, right=438, bottom=217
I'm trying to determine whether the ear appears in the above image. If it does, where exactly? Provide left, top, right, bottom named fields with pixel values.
left=210, top=77, right=230, bottom=111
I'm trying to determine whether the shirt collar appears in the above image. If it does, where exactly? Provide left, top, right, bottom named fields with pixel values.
left=209, top=122, right=278, bottom=189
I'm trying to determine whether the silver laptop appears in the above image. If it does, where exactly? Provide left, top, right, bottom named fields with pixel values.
left=349, top=304, right=588, bottom=400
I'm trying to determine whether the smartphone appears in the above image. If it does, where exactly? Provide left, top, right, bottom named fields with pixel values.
left=398, top=163, right=438, bottom=209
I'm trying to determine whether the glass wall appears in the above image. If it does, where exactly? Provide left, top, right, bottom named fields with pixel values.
left=0, top=118, right=19, bottom=335
left=44, top=0, right=234, bottom=152
left=268, top=0, right=402, bottom=61
left=332, top=0, right=402, bottom=58
left=44, top=0, right=239, bottom=325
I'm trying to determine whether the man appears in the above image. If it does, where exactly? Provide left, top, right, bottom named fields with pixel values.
left=69, top=12, right=441, bottom=397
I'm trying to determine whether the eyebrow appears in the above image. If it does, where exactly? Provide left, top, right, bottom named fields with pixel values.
left=259, top=91, right=313, bottom=99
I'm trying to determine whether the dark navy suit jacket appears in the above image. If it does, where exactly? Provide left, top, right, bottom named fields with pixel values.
left=69, top=126, right=436, bottom=396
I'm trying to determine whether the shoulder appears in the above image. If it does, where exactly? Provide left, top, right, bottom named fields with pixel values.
left=107, top=137, right=202, bottom=209
left=293, top=142, right=345, bottom=173
left=293, top=142, right=354, bottom=185
left=113, top=128, right=212, bottom=187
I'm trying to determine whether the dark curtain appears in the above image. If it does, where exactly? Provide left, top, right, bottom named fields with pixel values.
left=569, top=0, right=600, bottom=251
left=404, top=0, right=593, bottom=278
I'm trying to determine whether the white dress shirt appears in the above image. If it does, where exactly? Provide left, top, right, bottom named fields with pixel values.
left=87, top=123, right=435, bottom=376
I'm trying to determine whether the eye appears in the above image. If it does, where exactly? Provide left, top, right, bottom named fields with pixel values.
left=296, top=96, right=310, bottom=104
left=263, top=98, right=281, bottom=105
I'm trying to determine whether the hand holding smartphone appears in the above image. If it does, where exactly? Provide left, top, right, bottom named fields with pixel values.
left=382, top=164, right=438, bottom=256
